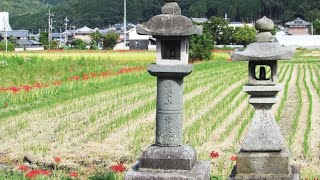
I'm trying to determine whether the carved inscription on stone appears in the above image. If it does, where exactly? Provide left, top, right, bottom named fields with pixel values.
left=163, top=116, right=174, bottom=142
left=164, top=82, right=173, bottom=105
left=258, top=108, right=268, bottom=140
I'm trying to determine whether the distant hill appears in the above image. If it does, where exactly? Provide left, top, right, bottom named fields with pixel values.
left=0, top=0, right=319, bottom=32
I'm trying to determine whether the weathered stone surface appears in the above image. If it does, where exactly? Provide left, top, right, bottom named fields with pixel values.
left=148, top=64, right=193, bottom=78
left=139, top=145, right=196, bottom=170
left=243, top=84, right=282, bottom=97
left=156, top=111, right=183, bottom=146
left=157, top=79, right=183, bottom=111
left=241, top=104, right=284, bottom=151
left=126, top=161, right=210, bottom=180
left=137, top=15, right=202, bottom=36
left=161, top=2, right=181, bottom=15
left=236, top=149, right=290, bottom=174
left=255, top=16, right=274, bottom=32
left=230, top=16, right=299, bottom=180
left=256, top=32, right=274, bottom=42
left=231, top=16, right=294, bottom=61
left=231, top=43, right=294, bottom=61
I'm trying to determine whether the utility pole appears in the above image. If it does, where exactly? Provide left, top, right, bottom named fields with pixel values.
left=3, top=16, right=8, bottom=52
left=64, top=17, right=69, bottom=45
left=47, top=10, right=54, bottom=50
left=124, top=0, right=127, bottom=50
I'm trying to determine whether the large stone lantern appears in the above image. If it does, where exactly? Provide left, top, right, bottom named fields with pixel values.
left=231, top=16, right=299, bottom=179
left=125, top=0, right=210, bottom=179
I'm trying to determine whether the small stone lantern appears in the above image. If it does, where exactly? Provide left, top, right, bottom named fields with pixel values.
left=231, top=16, right=299, bottom=179
left=125, top=0, right=210, bottom=179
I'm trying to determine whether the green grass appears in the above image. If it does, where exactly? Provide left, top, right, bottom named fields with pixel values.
left=302, top=66, right=312, bottom=158
left=288, top=65, right=302, bottom=148
left=276, top=64, right=294, bottom=122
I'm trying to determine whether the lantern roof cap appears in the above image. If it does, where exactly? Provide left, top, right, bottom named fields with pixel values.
left=231, top=16, right=294, bottom=61
left=136, top=1, right=202, bottom=36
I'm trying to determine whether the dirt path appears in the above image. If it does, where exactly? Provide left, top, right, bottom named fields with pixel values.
left=305, top=66, right=320, bottom=173
left=291, top=65, right=308, bottom=159
left=273, top=64, right=291, bottom=115
left=279, top=65, right=298, bottom=138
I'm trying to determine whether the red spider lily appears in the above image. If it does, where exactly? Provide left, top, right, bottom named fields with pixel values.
left=9, top=86, right=20, bottom=93
left=69, top=76, right=80, bottom=81
left=53, top=81, right=62, bottom=86
left=33, top=83, right=42, bottom=88
left=90, top=72, right=97, bottom=77
left=4, top=102, right=8, bottom=107
left=110, top=161, right=126, bottom=173
left=22, top=85, right=33, bottom=92
left=69, top=171, right=78, bottom=178
left=210, top=151, right=219, bottom=159
left=18, top=165, right=29, bottom=172
left=230, top=155, right=237, bottom=161
left=54, top=156, right=61, bottom=164
left=100, top=71, right=112, bottom=77
left=0, top=87, right=8, bottom=92
left=82, top=76, right=90, bottom=81
left=25, top=169, right=50, bottom=179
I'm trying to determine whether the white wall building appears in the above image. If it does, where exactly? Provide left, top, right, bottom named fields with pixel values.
left=276, top=31, right=320, bottom=49
left=0, top=12, right=12, bottom=31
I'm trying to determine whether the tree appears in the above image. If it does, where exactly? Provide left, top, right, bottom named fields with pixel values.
left=0, top=41, right=15, bottom=51
left=313, top=19, right=320, bottom=35
left=39, top=32, right=58, bottom=49
left=71, top=39, right=87, bottom=50
left=102, top=32, right=119, bottom=50
left=189, top=33, right=214, bottom=61
left=39, top=32, right=49, bottom=45
left=90, top=30, right=103, bottom=50
left=203, top=16, right=230, bottom=45
left=232, top=25, right=256, bottom=46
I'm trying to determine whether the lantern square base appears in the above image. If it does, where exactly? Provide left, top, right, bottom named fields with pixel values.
left=125, top=161, right=210, bottom=180
left=230, top=148, right=300, bottom=180
left=139, top=145, right=196, bottom=171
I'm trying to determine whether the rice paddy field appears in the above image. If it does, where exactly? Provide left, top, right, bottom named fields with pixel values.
left=0, top=50, right=319, bottom=179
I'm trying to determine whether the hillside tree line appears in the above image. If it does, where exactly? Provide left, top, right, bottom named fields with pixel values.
left=0, top=0, right=319, bottom=32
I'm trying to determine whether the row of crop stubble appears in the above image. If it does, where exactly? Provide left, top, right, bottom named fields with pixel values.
left=0, top=51, right=320, bottom=179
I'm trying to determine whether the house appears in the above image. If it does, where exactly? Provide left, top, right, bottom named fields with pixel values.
left=285, top=17, right=311, bottom=35
left=74, top=26, right=94, bottom=43
left=15, top=39, right=44, bottom=51
left=127, top=27, right=156, bottom=50
left=0, top=30, right=29, bottom=41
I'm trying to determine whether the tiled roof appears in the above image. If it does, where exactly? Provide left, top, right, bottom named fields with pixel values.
left=17, top=39, right=42, bottom=46
left=285, top=18, right=311, bottom=26
left=7, top=30, right=28, bottom=38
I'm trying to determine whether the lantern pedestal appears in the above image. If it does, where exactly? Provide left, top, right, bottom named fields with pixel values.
left=230, top=16, right=300, bottom=180
left=126, top=161, right=210, bottom=180
left=230, top=85, right=299, bottom=180
left=125, top=64, right=210, bottom=180
left=234, top=149, right=293, bottom=180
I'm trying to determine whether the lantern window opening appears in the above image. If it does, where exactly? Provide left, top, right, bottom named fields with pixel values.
left=248, top=61, right=278, bottom=85
left=255, top=65, right=272, bottom=81
left=161, top=39, right=181, bottom=60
